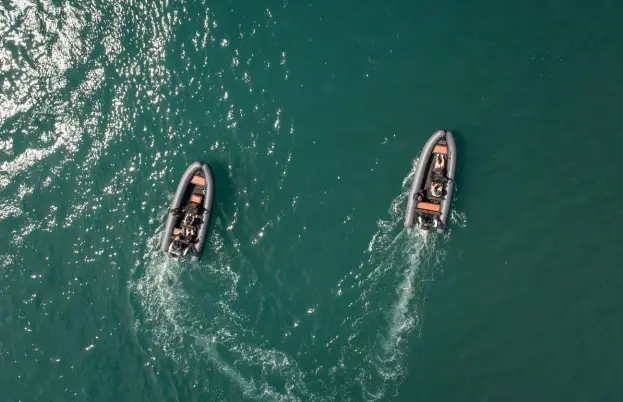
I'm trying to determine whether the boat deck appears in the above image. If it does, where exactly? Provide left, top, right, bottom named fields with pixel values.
left=416, top=139, right=448, bottom=215
left=172, top=172, right=207, bottom=232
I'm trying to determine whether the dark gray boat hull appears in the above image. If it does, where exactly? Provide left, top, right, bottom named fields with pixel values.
left=160, top=161, right=214, bottom=261
left=404, top=130, right=456, bottom=233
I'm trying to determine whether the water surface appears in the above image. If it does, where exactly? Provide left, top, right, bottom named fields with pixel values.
left=2, top=0, right=623, bottom=401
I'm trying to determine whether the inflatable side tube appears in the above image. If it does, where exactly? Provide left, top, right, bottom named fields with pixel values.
left=160, top=161, right=204, bottom=253
left=191, top=163, right=214, bottom=262
left=404, top=130, right=446, bottom=228
left=437, top=131, right=456, bottom=233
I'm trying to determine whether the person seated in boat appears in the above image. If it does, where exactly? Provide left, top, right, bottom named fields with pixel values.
left=185, top=207, right=201, bottom=225
left=434, top=154, right=445, bottom=170
left=183, top=213, right=193, bottom=227
left=182, top=226, right=197, bottom=241
left=176, top=229, right=192, bottom=246
left=431, top=182, right=443, bottom=197
left=182, top=204, right=201, bottom=223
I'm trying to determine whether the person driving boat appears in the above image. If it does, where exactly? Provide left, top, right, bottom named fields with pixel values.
left=182, top=225, right=196, bottom=240
left=431, top=182, right=443, bottom=197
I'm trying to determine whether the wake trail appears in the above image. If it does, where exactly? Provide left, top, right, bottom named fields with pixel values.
left=131, top=156, right=462, bottom=401
left=329, top=160, right=449, bottom=401
left=131, top=226, right=316, bottom=402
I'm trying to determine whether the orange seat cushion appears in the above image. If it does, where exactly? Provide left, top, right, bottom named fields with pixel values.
left=191, top=175, right=206, bottom=187
left=433, top=145, right=448, bottom=155
left=190, top=194, right=202, bottom=204
left=417, top=202, right=441, bottom=212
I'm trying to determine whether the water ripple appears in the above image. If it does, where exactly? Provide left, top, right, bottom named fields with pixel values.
left=0, top=0, right=462, bottom=400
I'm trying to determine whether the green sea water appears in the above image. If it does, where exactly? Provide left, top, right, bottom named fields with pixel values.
left=2, top=0, right=623, bottom=401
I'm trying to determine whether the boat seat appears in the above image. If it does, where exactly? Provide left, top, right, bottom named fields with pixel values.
left=190, top=194, right=202, bottom=204
left=417, top=202, right=441, bottom=213
left=191, top=175, right=206, bottom=187
left=433, top=145, right=448, bottom=155
left=173, top=228, right=182, bottom=235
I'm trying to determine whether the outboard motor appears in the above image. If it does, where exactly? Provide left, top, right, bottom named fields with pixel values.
left=168, top=242, right=182, bottom=257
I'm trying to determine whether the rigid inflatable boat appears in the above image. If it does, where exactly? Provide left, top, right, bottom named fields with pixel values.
left=161, top=161, right=214, bottom=261
left=404, top=130, right=456, bottom=233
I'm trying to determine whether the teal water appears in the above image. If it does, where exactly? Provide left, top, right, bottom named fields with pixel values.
left=2, top=0, right=623, bottom=401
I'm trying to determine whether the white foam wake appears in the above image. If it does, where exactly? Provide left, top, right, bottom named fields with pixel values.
left=132, top=156, right=463, bottom=401
left=327, top=159, right=452, bottom=401
left=131, top=222, right=315, bottom=401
